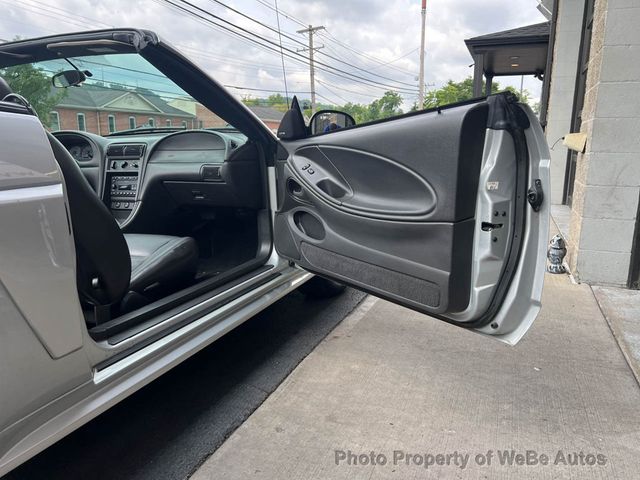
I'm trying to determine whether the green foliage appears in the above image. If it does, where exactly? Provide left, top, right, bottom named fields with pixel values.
left=0, top=63, right=66, bottom=127
left=243, top=93, right=291, bottom=113
left=413, top=76, right=533, bottom=111
left=341, top=90, right=403, bottom=123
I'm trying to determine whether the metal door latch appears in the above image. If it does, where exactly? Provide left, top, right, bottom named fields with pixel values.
left=527, top=179, right=544, bottom=212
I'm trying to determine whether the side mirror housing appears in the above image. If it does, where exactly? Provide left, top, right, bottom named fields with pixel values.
left=52, top=69, right=87, bottom=88
left=309, top=110, right=355, bottom=135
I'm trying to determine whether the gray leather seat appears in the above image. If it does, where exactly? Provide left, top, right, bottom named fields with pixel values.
left=47, top=133, right=198, bottom=306
left=0, top=74, right=198, bottom=310
left=125, top=234, right=198, bottom=292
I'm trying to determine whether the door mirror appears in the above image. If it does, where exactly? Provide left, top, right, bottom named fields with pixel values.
left=309, top=110, right=355, bottom=135
left=52, top=69, right=86, bottom=88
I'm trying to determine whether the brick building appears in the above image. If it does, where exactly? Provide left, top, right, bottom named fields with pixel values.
left=49, top=84, right=284, bottom=135
left=49, top=84, right=196, bottom=135
left=244, top=105, right=284, bottom=131
left=168, top=98, right=284, bottom=131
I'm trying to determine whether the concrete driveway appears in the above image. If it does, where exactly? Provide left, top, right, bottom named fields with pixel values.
left=193, top=272, right=640, bottom=479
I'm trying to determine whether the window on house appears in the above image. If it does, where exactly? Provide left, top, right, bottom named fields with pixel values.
left=181, top=120, right=187, bottom=128
left=148, top=117, right=155, bottom=127
left=198, top=120, right=204, bottom=129
left=50, top=111, right=60, bottom=131
left=108, top=115, right=116, bottom=133
left=77, top=113, right=86, bottom=131
left=129, top=116, right=136, bottom=129
left=166, top=119, right=172, bottom=127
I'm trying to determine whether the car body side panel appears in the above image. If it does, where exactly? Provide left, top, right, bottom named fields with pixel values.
left=0, top=265, right=310, bottom=477
left=0, top=112, right=93, bottom=445
left=0, top=112, right=87, bottom=358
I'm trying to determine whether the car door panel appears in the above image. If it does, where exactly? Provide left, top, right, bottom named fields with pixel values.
left=289, top=145, right=437, bottom=217
left=275, top=95, right=549, bottom=342
left=276, top=102, right=491, bottom=315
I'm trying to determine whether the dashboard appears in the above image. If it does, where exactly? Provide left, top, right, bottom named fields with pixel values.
left=52, top=129, right=262, bottom=228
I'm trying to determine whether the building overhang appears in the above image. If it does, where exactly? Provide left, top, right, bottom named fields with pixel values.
left=465, top=22, right=550, bottom=96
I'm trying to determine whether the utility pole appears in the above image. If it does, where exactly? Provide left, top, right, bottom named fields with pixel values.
left=297, top=24, right=324, bottom=114
left=418, top=0, right=427, bottom=109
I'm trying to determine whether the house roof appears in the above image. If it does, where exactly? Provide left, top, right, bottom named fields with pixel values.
left=55, top=84, right=193, bottom=117
left=465, top=22, right=550, bottom=47
left=246, top=105, right=284, bottom=122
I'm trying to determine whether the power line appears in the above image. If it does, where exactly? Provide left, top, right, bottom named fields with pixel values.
left=5, top=0, right=417, bottom=101
left=3, top=0, right=99, bottom=30
left=254, top=0, right=307, bottom=28
left=316, top=81, right=350, bottom=104
left=5, top=0, right=296, bottom=74
left=319, top=30, right=418, bottom=76
left=316, top=79, right=372, bottom=101
left=273, top=0, right=290, bottom=108
left=198, top=0, right=418, bottom=90
left=224, top=85, right=309, bottom=94
left=161, top=0, right=418, bottom=94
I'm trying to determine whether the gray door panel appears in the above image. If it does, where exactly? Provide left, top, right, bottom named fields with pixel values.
left=274, top=95, right=549, bottom=339
left=275, top=102, right=492, bottom=317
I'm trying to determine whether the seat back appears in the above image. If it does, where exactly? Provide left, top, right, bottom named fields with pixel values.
left=47, top=134, right=131, bottom=305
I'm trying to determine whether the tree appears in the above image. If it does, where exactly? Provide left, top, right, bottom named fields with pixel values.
left=0, top=63, right=66, bottom=127
left=342, top=90, right=404, bottom=123
left=414, top=76, right=532, bottom=111
left=243, top=93, right=291, bottom=113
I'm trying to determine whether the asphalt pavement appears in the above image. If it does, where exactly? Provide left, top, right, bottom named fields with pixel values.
left=5, top=288, right=366, bottom=480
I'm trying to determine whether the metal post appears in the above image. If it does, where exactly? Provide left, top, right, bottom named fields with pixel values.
left=473, top=54, right=484, bottom=97
left=485, top=74, right=493, bottom=96
left=418, top=0, right=427, bottom=109
left=297, top=25, right=325, bottom=115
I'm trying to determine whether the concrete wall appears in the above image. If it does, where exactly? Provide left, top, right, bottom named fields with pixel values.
left=545, top=0, right=585, bottom=204
left=567, top=0, right=640, bottom=286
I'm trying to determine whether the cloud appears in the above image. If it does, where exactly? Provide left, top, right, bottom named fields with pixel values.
left=0, top=0, right=546, bottom=108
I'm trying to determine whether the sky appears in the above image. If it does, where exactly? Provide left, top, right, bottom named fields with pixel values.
left=0, top=0, right=547, bottom=110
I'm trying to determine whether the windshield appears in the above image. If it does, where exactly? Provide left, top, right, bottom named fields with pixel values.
left=0, top=53, right=234, bottom=136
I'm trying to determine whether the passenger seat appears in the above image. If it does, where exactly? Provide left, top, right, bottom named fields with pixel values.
left=47, top=133, right=198, bottom=313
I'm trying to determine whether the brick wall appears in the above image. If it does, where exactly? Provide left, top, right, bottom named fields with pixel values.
left=51, top=108, right=195, bottom=134
left=195, top=104, right=227, bottom=128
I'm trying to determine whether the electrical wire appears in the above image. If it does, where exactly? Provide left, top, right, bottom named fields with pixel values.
left=273, top=0, right=290, bottom=107
left=160, top=0, right=418, bottom=94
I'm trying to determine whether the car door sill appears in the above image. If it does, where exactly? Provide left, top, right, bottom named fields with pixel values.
left=93, top=266, right=307, bottom=372
left=89, top=260, right=273, bottom=342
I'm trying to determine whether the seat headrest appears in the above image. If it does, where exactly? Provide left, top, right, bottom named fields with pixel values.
left=0, top=76, right=12, bottom=100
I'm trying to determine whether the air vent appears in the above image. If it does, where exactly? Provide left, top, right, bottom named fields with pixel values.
left=107, top=144, right=145, bottom=158
left=124, top=144, right=144, bottom=157
left=107, top=145, right=125, bottom=157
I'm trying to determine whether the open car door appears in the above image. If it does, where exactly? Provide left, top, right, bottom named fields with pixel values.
left=274, top=93, right=550, bottom=345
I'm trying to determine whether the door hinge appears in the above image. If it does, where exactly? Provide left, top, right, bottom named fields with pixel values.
left=527, top=179, right=544, bottom=212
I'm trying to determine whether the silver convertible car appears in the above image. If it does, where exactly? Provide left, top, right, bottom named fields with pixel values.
left=0, top=29, right=549, bottom=475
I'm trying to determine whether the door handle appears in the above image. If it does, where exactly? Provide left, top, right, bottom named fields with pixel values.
left=315, top=178, right=348, bottom=199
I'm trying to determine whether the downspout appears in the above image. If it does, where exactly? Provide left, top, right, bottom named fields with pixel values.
left=538, top=0, right=558, bottom=129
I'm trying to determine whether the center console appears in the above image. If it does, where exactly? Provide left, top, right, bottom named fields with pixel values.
left=104, top=144, right=145, bottom=222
